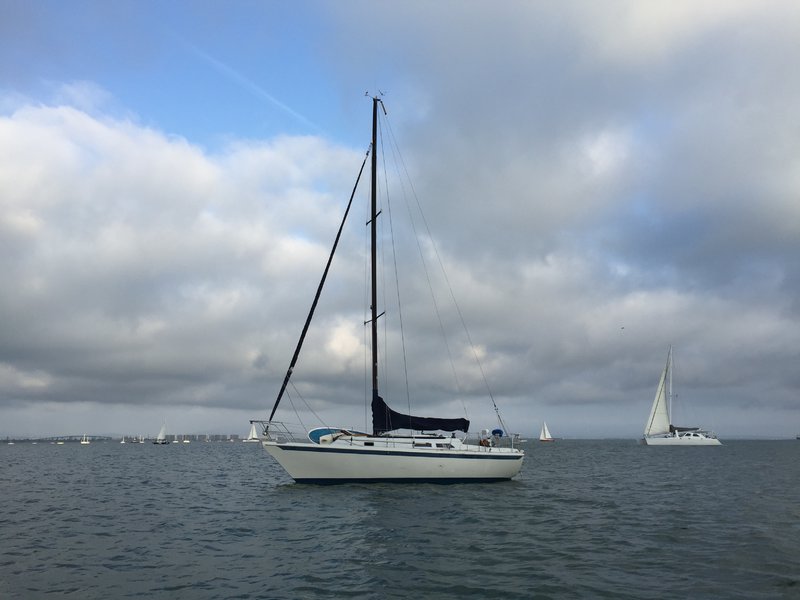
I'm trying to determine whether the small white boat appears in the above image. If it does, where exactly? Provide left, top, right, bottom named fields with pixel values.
left=243, top=423, right=260, bottom=443
left=80, top=434, right=90, bottom=445
left=539, top=422, right=555, bottom=442
left=642, top=346, right=721, bottom=446
left=120, top=436, right=126, bottom=444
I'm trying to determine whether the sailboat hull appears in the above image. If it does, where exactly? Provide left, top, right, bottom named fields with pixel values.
left=642, top=434, right=721, bottom=446
left=262, top=440, right=524, bottom=484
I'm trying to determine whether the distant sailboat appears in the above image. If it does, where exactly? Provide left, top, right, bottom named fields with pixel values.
left=642, top=346, right=721, bottom=446
left=80, top=434, right=90, bottom=445
left=153, top=422, right=169, bottom=445
left=539, top=422, right=555, bottom=442
left=243, top=423, right=260, bottom=443
left=120, top=436, right=126, bottom=444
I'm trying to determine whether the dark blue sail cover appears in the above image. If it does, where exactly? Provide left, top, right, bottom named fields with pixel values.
left=371, top=395, right=470, bottom=434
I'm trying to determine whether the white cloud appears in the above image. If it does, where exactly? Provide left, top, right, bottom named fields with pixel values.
left=0, top=98, right=364, bottom=428
left=3, top=0, right=800, bottom=438
left=573, top=0, right=774, bottom=66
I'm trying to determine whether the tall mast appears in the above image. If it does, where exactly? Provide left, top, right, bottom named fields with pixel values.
left=668, top=345, right=673, bottom=424
left=370, top=96, right=380, bottom=406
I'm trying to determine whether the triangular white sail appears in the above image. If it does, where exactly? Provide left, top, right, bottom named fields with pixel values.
left=243, top=423, right=259, bottom=442
left=539, top=422, right=554, bottom=441
left=644, top=347, right=672, bottom=436
left=156, top=423, right=167, bottom=442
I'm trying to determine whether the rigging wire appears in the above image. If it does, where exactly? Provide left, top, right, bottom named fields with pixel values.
left=382, top=115, right=509, bottom=434
left=381, top=116, right=465, bottom=407
left=283, top=387, right=307, bottom=435
left=267, top=148, right=369, bottom=425
left=377, top=112, right=415, bottom=420
left=363, top=183, right=370, bottom=432
left=287, top=381, right=330, bottom=435
left=381, top=115, right=466, bottom=416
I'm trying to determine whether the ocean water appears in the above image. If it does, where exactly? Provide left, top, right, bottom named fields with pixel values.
left=1, top=439, right=797, bottom=599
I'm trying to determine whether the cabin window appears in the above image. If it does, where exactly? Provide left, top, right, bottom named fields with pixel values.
left=436, top=443, right=453, bottom=449
left=414, top=442, right=431, bottom=447
left=364, top=441, right=374, bottom=446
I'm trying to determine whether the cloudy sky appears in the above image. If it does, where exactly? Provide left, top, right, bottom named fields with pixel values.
left=2, top=0, right=798, bottom=440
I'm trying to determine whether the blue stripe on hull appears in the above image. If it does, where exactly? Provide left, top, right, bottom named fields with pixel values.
left=294, top=477, right=513, bottom=485
left=275, top=444, right=523, bottom=461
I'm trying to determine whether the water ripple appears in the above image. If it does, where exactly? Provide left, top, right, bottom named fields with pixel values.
left=1, top=440, right=798, bottom=599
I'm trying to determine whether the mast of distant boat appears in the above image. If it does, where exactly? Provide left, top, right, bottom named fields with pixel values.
left=668, top=345, right=673, bottom=427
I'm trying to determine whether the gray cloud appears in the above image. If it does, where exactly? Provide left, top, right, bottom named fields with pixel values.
left=2, top=1, right=799, bottom=438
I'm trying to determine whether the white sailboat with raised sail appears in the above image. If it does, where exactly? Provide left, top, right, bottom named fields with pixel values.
left=243, top=423, right=260, bottom=443
left=80, top=434, right=90, bottom=445
left=642, top=346, right=721, bottom=446
left=539, top=422, right=554, bottom=442
left=257, top=96, right=524, bottom=483
left=153, top=422, right=169, bottom=445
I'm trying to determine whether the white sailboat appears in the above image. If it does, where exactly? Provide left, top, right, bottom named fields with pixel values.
left=258, top=97, right=524, bottom=483
left=120, top=436, right=126, bottom=444
left=80, top=434, right=90, bottom=445
left=642, top=346, right=721, bottom=446
left=539, top=422, right=554, bottom=442
left=153, top=422, right=169, bottom=445
left=243, top=423, right=260, bottom=443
